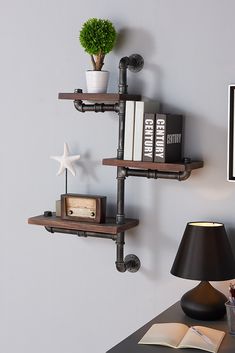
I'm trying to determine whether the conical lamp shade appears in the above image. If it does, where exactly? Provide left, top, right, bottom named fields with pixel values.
left=171, top=222, right=235, bottom=281
left=171, top=222, right=235, bottom=320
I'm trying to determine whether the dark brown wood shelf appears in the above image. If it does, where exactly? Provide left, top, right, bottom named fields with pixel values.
left=28, top=214, right=139, bottom=235
left=58, top=92, right=141, bottom=102
left=102, top=158, right=204, bottom=172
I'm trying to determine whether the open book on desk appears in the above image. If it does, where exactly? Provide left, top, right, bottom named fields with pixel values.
left=138, top=323, right=225, bottom=353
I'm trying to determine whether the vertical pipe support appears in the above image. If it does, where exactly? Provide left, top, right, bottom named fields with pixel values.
left=115, top=55, right=143, bottom=272
left=115, top=232, right=126, bottom=272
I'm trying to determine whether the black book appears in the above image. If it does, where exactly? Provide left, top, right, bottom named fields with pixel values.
left=142, top=113, right=155, bottom=162
left=154, top=113, right=183, bottom=163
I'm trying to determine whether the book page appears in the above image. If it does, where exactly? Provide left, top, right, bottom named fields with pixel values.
left=179, top=326, right=225, bottom=353
left=138, top=323, right=189, bottom=348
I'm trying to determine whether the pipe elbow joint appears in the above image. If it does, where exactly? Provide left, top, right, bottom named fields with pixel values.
left=178, top=171, right=191, bottom=181
left=74, top=100, right=85, bottom=112
left=115, top=261, right=126, bottom=273
left=119, top=56, right=130, bottom=69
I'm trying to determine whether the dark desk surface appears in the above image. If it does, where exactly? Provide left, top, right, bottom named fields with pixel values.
left=106, top=302, right=235, bottom=353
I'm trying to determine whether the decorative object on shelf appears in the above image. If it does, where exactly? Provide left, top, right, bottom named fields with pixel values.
left=79, top=18, right=117, bottom=93
left=61, top=193, right=106, bottom=223
left=171, top=221, right=235, bottom=320
left=153, top=113, right=183, bottom=163
left=142, top=112, right=155, bottom=162
left=133, top=101, right=160, bottom=161
left=123, top=104, right=182, bottom=163
left=141, top=113, right=183, bottom=162
left=85, top=70, right=109, bottom=94
left=50, top=142, right=80, bottom=193
left=228, top=84, right=235, bottom=181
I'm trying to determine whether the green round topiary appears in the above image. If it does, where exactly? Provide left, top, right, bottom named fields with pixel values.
left=79, top=18, right=117, bottom=71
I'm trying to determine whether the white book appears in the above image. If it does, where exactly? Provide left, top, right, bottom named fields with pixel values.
left=124, top=101, right=136, bottom=160
left=133, top=101, right=159, bottom=161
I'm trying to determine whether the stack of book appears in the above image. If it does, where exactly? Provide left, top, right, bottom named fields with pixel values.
left=124, top=100, right=183, bottom=163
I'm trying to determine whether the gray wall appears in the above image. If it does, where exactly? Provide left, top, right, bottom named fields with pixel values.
left=1, top=1, right=235, bottom=352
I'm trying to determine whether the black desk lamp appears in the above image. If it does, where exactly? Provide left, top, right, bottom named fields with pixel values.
left=171, top=222, right=235, bottom=320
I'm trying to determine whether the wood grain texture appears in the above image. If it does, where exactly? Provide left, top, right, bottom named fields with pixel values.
left=28, top=214, right=139, bottom=235
left=58, top=92, right=141, bottom=102
left=102, top=158, right=204, bottom=172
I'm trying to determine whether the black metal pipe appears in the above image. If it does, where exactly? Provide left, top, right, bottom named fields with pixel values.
left=115, top=232, right=126, bottom=272
left=116, top=55, right=145, bottom=162
left=178, top=170, right=191, bottom=181
left=115, top=55, right=145, bottom=272
left=119, top=56, right=130, bottom=94
left=73, top=100, right=119, bottom=113
left=118, top=54, right=144, bottom=94
left=114, top=56, right=130, bottom=271
left=116, top=167, right=125, bottom=224
left=116, top=100, right=125, bottom=159
left=116, top=56, right=130, bottom=223
left=115, top=234, right=141, bottom=272
left=117, top=56, right=130, bottom=159
left=45, top=226, right=117, bottom=240
left=123, top=168, right=191, bottom=181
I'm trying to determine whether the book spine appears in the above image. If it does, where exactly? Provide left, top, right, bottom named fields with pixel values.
left=133, top=101, right=160, bottom=161
left=154, top=114, right=183, bottom=163
left=124, top=101, right=136, bottom=160
left=154, top=113, right=166, bottom=162
left=142, top=113, right=155, bottom=162
left=133, top=101, right=144, bottom=161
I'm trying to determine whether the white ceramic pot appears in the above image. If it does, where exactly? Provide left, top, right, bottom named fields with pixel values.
left=85, top=70, right=109, bottom=93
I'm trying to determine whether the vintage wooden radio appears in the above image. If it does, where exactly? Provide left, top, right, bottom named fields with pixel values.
left=61, top=194, right=106, bottom=223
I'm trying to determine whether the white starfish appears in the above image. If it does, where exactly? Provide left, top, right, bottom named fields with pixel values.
left=51, top=142, right=80, bottom=176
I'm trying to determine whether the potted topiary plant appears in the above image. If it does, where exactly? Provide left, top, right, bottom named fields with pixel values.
left=79, top=18, right=117, bottom=93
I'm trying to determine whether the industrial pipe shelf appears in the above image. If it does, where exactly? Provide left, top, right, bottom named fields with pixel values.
left=58, top=92, right=141, bottom=102
left=103, top=158, right=203, bottom=181
left=28, top=54, right=204, bottom=273
left=28, top=214, right=139, bottom=235
left=102, top=158, right=203, bottom=172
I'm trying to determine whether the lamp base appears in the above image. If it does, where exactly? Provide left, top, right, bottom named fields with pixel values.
left=181, top=281, right=227, bottom=320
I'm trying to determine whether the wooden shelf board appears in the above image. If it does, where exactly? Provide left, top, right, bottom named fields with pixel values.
left=58, top=92, right=141, bottom=102
left=28, top=214, right=139, bottom=235
left=102, top=158, right=204, bottom=172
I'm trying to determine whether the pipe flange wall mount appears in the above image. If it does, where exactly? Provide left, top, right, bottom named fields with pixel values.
left=124, top=254, right=141, bottom=273
left=128, top=54, right=144, bottom=73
